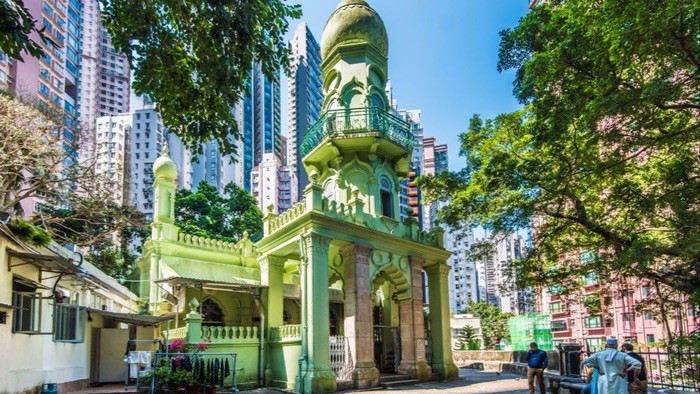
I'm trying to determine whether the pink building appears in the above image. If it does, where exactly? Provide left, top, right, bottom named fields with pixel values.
left=542, top=251, right=698, bottom=352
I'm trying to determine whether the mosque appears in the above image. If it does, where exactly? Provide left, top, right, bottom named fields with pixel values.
left=141, top=0, right=457, bottom=392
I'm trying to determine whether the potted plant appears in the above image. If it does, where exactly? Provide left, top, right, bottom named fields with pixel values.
left=140, top=366, right=171, bottom=394
left=169, top=369, right=195, bottom=393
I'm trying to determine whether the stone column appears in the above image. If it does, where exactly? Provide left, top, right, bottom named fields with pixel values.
left=300, top=232, right=336, bottom=393
left=425, top=262, right=458, bottom=380
left=260, top=255, right=286, bottom=328
left=342, top=244, right=379, bottom=389
left=398, top=257, right=432, bottom=380
left=260, top=255, right=286, bottom=385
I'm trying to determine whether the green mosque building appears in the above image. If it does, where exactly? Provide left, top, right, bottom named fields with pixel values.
left=140, top=1, right=457, bottom=392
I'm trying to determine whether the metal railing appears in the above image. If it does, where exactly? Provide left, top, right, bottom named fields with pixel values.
left=299, top=106, right=413, bottom=157
left=638, top=348, right=700, bottom=391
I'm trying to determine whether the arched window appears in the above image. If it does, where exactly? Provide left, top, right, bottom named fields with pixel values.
left=370, top=93, right=384, bottom=109
left=324, top=180, right=334, bottom=199
left=380, top=176, right=393, bottom=218
left=201, top=298, right=224, bottom=326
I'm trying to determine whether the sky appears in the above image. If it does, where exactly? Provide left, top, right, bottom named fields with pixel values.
left=280, top=0, right=531, bottom=171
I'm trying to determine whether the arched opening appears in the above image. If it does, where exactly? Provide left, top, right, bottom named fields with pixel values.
left=372, top=272, right=401, bottom=373
left=379, top=176, right=393, bottom=218
left=201, top=298, right=224, bottom=326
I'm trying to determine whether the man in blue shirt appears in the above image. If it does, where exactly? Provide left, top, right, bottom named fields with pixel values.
left=526, top=342, right=548, bottom=394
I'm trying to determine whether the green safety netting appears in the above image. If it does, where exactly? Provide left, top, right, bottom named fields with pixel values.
left=508, top=314, right=553, bottom=350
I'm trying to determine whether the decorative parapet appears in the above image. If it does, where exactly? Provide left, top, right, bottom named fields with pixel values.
left=299, top=106, right=413, bottom=157
left=163, top=327, right=187, bottom=340
left=175, top=231, right=259, bottom=258
left=202, top=325, right=259, bottom=344
left=321, top=197, right=355, bottom=222
left=177, top=233, right=237, bottom=251
left=269, top=324, right=302, bottom=342
left=267, top=200, right=308, bottom=234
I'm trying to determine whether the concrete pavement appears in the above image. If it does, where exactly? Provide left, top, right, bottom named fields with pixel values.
left=243, top=369, right=530, bottom=394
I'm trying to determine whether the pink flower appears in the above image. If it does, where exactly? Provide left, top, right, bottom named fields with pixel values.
left=169, top=339, right=184, bottom=351
left=196, top=343, right=208, bottom=351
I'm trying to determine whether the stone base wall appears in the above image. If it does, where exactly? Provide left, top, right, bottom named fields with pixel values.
left=453, top=350, right=560, bottom=372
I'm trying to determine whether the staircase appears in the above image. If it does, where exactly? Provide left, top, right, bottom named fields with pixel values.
left=379, top=373, right=420, bottom=388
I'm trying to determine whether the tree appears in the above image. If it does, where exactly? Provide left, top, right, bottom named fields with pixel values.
left=420, top=0, right=700, bottom=305
left=100, top=0, right=301, bottom=157
left=0, top=91, right=147, bottom=278
left=456, top=325, right=481, bottom=351
left=0, top=0, right=49, bottom=60
left=461, top=301, right=513, bottom=350
left=175, top=181, right=263, bottom=243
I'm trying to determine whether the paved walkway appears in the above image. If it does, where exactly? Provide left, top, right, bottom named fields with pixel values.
left=244, top=369, right=529, bottom=394
left=67, top=369, right=530, bottom=393
left=352, top=369, right=529, bottom=394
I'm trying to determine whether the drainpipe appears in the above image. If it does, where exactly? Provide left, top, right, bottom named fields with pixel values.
left=254, top=292, right=265, bottom=387
left=298, top=235, right=309, bottom=394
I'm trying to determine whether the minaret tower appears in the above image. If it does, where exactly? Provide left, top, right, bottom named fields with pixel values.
left=301, top=0, right=413, bottom=222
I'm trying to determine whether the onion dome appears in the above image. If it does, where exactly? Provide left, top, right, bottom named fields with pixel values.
left=320, top=0, right=388, bottom=60
left=153, top=143, right=177, bottom=181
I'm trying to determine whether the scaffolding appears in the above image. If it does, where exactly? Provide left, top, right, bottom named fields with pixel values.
left=508, top=314, right=553, bottom=350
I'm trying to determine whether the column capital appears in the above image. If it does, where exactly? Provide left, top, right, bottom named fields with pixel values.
left=258, top=254, right=286, bottom=268
left=410, top=256, right=426, bottom=272
left=301, top=231, right=331, bottom=259
left=424, top=262, right=450, bottom=276
left=339, top=243, right=371, bottom=261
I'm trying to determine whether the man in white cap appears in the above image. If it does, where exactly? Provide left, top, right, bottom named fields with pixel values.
left=582, top=338, right=642, bottom=394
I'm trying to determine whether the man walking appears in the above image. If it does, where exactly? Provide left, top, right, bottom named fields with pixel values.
left=526, top=342, right=548, bottom=394
left=621, top=343, right=647, bottom=394
left=582, top=338, right=642, bottom=394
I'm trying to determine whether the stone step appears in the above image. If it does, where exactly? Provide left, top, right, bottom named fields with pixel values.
left=379, top=374, right=420, bottom=387
left=382, top=379, right=421, bottom=388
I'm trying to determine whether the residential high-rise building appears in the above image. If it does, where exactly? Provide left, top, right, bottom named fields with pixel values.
left=94, top=114, right=131, bottom=205
left=251, top=153, right=297, bottom=214
left=471, top=233, right=527, bottom=314
left=2, top=0, right=130, bottom=134
left=422, top=136, right=449, bottom=230
left=1, top=0, right=130, bottom=218
left=129, top=99, right=166, bottom=221
left=398, top=109, right=424, bottom=224
left=446, top=225, right=478, bottom=313
left=287, top=22, right=323, bottom=200
left=79, top=0, right=130, bottom=130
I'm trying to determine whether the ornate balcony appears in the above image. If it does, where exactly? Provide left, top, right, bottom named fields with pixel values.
left=299, top=106, right=414, bottom=158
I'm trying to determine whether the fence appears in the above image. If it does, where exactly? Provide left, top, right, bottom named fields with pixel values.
left=638, top=348, right=700, bottom=391
left=329, top=335, right=353, bottom=380
left=147, top=351, right=238, bottom=393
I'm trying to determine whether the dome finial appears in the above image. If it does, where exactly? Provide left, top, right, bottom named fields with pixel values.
left=321, top=0, right=388, bottom=60
left=163, top=142, right=170, bottom=157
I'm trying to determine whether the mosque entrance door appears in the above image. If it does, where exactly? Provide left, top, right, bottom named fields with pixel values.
left=373, top=306, right=401, bottom=373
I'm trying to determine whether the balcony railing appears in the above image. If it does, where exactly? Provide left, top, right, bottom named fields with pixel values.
left=299, top=107, right=413, bottom=157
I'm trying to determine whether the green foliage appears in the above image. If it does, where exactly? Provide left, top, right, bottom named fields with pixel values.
left=0, top=0, right=48, bottom=60
left=175, top=181, right=263, bottom=243
left=461, top=301, right=514, bottom=349
left=456, top=325, right=481, bottom=351
left=6, top=217, right=51, bottom=246
left=420, top=0, right=700, bottom=304
left=100, top=0, right=301, bottom=158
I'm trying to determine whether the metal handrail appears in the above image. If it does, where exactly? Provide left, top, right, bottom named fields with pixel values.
left=299, top=106, right=413, bottom=157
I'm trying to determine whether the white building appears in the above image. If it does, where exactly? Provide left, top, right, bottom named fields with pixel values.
left=473, top=233, right=528, bottom=314
left=445, top=224, right=478, bottom=313
left=450, top=314, right=484, bottom=350
left=0, top=222, right=165, bottom=393
left=129, top=100, right=166, bottom=221
left=94, top=115, right=131, bottom=205
left=251, top=153, right=298, bottom=215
